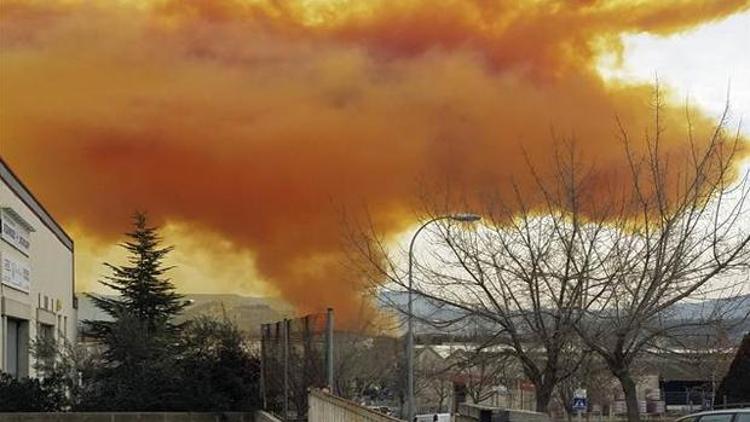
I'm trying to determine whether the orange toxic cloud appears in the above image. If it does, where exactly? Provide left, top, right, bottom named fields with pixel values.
left=1, top=0, right=748, bottom=322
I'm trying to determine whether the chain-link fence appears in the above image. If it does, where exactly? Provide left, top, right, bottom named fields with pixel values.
left=261, top=309, right=333, bottom=421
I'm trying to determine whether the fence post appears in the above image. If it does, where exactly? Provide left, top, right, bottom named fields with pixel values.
left=326, top=308, right=334, bottom=392
left=260, top=324, right=267, bottom=410
left=283, top=318, right=290, bottom=421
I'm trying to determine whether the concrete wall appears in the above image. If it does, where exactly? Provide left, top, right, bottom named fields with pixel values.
left=0, top=413, right=257, bottom=422
left=253, top=411, right=282, bottom=422
left=308, top=390, right=403, bottom=422
left=456, top=403, right=551, bottom=422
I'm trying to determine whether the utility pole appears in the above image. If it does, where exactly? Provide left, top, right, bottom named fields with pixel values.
left=260, top=324, right=267, bottom=409
left=283, top=319, right=290, bottom=421
left=326, top=308, right=334, bottom=391
left=406, top=213, right=481, bottom=421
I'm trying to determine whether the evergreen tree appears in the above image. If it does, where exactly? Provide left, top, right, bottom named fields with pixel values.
left=83, top=212, right=188, bottom=410
left=716, top=332, right=750, bottom=404
left=86, top=212, right=187, bottom=339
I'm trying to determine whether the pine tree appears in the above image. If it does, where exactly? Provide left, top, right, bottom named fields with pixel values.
left=86, top=212, right=187, bottom=339
left=716, top=332, right=750, bottom=404
left=83, top=212, right=188, bottom=410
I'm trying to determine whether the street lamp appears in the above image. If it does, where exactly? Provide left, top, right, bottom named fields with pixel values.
left=406, top=213, right=481, bottom=421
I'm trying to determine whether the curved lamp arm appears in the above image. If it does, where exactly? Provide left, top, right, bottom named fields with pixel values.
left=405, top=212, right=480, bottom=421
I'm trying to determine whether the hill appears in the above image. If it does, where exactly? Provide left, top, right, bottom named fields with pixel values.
left=78, top=293, right=295, bottom=336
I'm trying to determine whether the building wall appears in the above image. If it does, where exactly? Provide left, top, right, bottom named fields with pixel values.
left=0, top=158, right=76, bottom=378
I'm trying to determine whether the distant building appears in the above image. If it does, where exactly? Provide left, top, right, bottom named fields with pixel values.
left=414, top=344, right=538, bottom=415
left=0, top=157, right=76, bottom=378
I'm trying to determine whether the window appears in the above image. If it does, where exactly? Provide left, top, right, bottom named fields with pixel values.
left=736, top=414, right=750, bottom=422
left=699, top=414, right=734, bottom=422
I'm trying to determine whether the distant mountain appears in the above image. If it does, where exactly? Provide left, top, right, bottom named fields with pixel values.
left=378, top=291, right=489, bottom=334
left=77, top=291, right=750, bottom=339
left=379, top=291, right=750, bottom=339
left=668, top=294, right=750, bottom=321
left=78, top=293, right=295, bottom=336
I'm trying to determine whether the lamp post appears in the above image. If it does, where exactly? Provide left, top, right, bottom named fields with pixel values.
left=406, top=213, right=481, bottom=421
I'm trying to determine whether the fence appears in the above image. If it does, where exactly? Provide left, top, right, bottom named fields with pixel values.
left=261, top=309, right=334, bottom=421
left=662, top=388, right=737, bottom=413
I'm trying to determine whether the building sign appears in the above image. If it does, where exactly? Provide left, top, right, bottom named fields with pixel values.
left=1, top=208, right=32, bottom=255
left=1, top=254, right=31, bottom=293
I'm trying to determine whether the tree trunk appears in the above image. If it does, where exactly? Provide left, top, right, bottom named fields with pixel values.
left=615, top=368, right=640, bottom=422
left=535, top=382, right=554, bottom=414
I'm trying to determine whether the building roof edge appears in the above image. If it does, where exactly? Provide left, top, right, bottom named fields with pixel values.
left=0, top=156, right=74, bottom=252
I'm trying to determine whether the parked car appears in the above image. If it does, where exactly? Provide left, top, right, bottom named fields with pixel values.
left=415, top=413, right=451, bottom=422
left=676, top=409, right=750, bottom=422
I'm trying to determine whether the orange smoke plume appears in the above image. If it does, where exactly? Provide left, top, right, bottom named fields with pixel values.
left=1, top=0, right=748, bottom=320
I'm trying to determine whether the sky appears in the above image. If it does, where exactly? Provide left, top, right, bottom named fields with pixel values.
left=600, top=10, right=749, bottom=126
left=1, top=1, right=749, bottom=321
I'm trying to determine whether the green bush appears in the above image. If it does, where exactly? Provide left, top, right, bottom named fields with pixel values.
left=177, top=315, right=261, bottom=411
left=0, top=372, right=62, bottom=411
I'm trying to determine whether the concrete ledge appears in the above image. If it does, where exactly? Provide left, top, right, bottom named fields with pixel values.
left=37, top=308, right=56, bottom=325
left=254, top=411, right=282, bottom=422
left=308, top=389, right=403, bottom=421
left=457, top=404, right=550, bottom=422
left=1, top=297, right=31, bottom=319
left=0, top=413, right=256, bottom=422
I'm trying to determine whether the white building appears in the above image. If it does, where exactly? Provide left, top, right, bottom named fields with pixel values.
left=0, top=157, right=76, bottom=378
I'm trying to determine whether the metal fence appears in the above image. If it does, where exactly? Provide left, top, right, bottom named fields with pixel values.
left=664, top=389, right=714, bottom=410
left=261, top=309, right=334, bottom=422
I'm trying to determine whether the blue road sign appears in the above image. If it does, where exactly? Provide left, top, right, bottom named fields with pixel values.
left=572, top=397, right=588, bottom=412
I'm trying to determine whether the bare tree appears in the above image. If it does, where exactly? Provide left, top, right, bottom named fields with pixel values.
left=554, top=353, right=612, bottom=421
left=347, top=88, right=749, bottom=421
left=450, top=346, right=515, bottom=406
left=348, top=197, right=594, bottom=413
left=333, top=332, right=401, bottom=402
left=416, top=365, right=453, bottom=414
left=570, top=94, right=750, bottom=422
left=413, top=346, right=453, bottom=413
left=412, top=339, right=516, bottom=413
